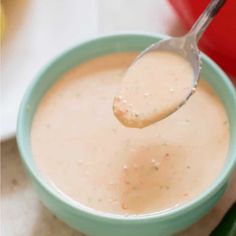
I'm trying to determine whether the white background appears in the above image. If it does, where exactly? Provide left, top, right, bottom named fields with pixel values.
left=1, top=0, right=184, bottom=140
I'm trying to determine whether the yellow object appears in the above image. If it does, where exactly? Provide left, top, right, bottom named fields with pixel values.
left=0, top=4, right=5, bottom=39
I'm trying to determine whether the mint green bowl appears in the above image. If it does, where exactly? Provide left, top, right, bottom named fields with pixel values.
left=17, top=33, right=236, bottom=236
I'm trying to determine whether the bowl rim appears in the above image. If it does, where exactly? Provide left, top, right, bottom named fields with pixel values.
left=17, top=32, right=236, bottom=223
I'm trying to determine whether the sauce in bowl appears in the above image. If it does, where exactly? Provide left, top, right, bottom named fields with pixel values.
left=31, top=52, right=229, bottom=215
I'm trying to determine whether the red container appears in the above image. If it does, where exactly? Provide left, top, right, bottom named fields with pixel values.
left=169, top=0, right=236, bottom=79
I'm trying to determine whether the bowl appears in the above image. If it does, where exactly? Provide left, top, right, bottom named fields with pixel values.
left=17, top=33, right=236, bottom=236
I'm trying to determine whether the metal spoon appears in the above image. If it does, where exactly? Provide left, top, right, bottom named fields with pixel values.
left=114, top=0, right=227, bottom=128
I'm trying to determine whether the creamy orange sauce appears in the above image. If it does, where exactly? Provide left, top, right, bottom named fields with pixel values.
left=31, top=52, right=229, bottom=215
left=113, top=51, right=194, bottom=128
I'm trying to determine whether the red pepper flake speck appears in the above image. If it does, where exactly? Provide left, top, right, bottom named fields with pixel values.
left=165, top=153, right=170, bottom=159
left=122, top=203, right=127, bottom=209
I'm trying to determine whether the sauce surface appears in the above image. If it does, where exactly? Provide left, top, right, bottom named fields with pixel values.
left=113, top=51, right=193, bottom=128
left=31, top=52, right=229, bottom=215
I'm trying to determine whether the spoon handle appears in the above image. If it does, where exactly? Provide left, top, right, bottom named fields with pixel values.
left=189, top=0, right=227, bottom=41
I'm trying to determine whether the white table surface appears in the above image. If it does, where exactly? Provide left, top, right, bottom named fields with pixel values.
left=1, top=1, right=235, bottom=236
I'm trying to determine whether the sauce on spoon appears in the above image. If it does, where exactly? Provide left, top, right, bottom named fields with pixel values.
left=113, top=51, right=193, bottom=128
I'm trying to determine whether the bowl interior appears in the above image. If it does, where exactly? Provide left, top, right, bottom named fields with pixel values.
left=17, top=33, right=236, bottom=220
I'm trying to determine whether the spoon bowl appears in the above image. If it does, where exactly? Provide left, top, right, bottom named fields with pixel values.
left=132, top=34, right=201, bottom=114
